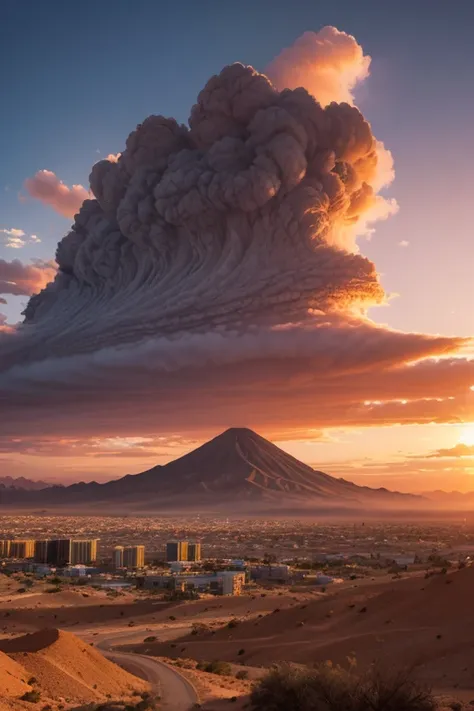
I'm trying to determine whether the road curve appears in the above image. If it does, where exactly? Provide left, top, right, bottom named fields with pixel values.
left=100, top=642, right=198, bottom=711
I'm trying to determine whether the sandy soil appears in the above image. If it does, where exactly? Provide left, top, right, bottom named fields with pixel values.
left=122, top=567, right=474, bottom=698
left=0, top=628, right=148, bottom=709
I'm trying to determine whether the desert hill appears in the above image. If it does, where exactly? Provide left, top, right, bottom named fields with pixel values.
left=145, top=566, right=474, bottom=688
left=0, top=628, right=148, bottom=704
left=0, top=428, right=417, bottom=511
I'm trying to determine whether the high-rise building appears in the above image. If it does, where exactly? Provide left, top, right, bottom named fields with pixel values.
left=187, top=542, right=201, bottom=562
left=123, top=545, right=145, bottom=569
left=0, top=540, right=11, bottom=559
left=113, top=546, right=124, bottom=568
left=71, top=539, right=98, bottom=565
left=166, top=540, right=188, bottom=562
left=47, top=539, right=71, bottom=567
left=9, top=540, right=35, bottom=559
left=34, top=540, right=50, bottom=563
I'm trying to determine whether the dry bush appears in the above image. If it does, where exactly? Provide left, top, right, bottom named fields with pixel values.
left=250, top=663, right=437, bottom=711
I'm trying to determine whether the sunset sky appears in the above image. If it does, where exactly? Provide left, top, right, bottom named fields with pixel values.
left=1, top=0, right=474, bottom=492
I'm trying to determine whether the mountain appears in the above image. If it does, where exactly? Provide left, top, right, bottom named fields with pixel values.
left=0, top=476, right=51, bottom=491
left=0, top=428, right=418, bottom=511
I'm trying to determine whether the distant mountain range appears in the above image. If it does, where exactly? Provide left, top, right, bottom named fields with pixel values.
left=0, top=476, right=51, bottom=491
left=0, top=428, right=419, bottom=512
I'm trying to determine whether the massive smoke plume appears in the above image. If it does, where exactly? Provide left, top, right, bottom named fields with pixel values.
left=0, top=28, right=470, bottom=439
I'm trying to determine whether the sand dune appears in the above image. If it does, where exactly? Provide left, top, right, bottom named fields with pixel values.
left=0, top=628, right=148, bottom=704
left=0, top=649, right=30, bottom=696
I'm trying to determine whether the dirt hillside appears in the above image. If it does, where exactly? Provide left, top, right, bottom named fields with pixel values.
left=140, top=568, right=474, bottom=690
left=0, top=628, right=148, bottom=703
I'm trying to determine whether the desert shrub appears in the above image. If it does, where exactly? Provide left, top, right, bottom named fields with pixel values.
left=17, top=587, right=26, bottom=593
left=28, top=676, right=38, bottom=684
left=46, top=586, right=61, bottom=593
left=250, top=663, right=436, bottom=711
left=197, top=660, right=232, bottom=676
left=21, top=690, right=41, bottom=702
left=143, top=635, right=157, bottom=643
left=237, top=648, right=245, bottom=655
left=227, top=618, right=239, bottom=629
left=236, top=670, right=248, bottom=680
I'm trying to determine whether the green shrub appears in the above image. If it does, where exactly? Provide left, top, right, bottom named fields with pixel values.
left=250, top=663, right=436, bottom=711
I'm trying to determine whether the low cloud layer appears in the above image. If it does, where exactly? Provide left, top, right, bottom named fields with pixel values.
left=0, top=27, right=472, bottom=444
left=24, top=170, right=89, bottom=218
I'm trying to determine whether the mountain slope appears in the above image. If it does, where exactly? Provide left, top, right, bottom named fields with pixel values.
left=0, top=428, right=417, bottom=509
left=0, top=476, right=50, bottom=490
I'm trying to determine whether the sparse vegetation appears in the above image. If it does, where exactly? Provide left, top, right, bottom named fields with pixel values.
left=197, top=660, right=233, bottom=676
left=236, top=670, right=248, bottom=680
left=250, top=663, right=437, bottom=711
left=21, top=690, right=41, bottom=703
left=227, top=618, right=239, bottom=629
left=143, top=635, right=157, bottom=643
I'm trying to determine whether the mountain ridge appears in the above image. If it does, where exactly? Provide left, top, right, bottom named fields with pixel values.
left=0, top=428, right=419, bottom=510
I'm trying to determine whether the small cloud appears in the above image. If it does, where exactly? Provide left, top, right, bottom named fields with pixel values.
left=398, top=240, right=410, bottom=248
left=1, top=228, right=26, bottom=238
left=1, top=228, right=26, bottom=249
left=24, top=169, right=90, bottom=218
left=0, top=228, right=42, bottom=249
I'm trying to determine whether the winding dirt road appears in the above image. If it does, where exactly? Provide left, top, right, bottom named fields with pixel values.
left=97, top=632, right=198, bottom=711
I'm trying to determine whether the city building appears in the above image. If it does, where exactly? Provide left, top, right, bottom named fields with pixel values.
left=0, top=540, right=11, bottom=558
left=250, top=564, right=290, bottom=582
left=187, top=542, right=201, bottom=562
left=60, top=565, right=98, bottom=577
left=9, top=540, right=35, bottom=559
left=123, top=545, right=145, bottom=569
left=113, top=546, right=124, bottom=568
left=137, top=571, right=245, bottom=596
left=34, top=540, right=49, bottom=564
left=166, top=540, right=188, bottom=562
left=71, top=539, right=98, bottom=565
left=47, top=539, right=72, bottom=567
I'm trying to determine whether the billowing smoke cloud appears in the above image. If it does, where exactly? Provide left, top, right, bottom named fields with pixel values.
left=0, top=258, right=56, bottom=297
left=0, top=34, right=471, bottom=442
left=265, top=26, right=370, bottom=106
left=24, top=170, right=90, bottom=218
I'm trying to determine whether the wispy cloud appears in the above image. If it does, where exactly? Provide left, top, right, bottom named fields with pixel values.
left=1, top=228, right=41, bottom=249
